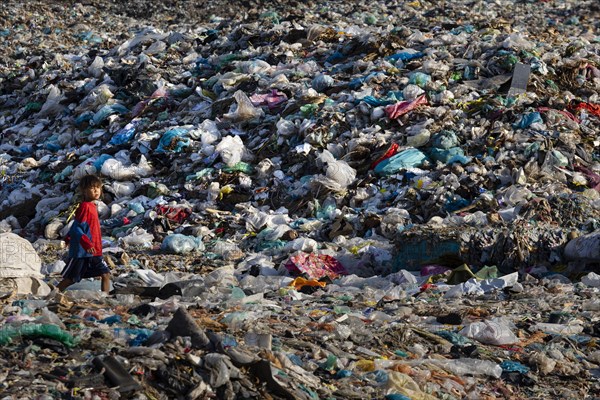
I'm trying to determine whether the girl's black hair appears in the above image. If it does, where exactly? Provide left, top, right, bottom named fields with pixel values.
left=79, top=174, right=103, bottom=190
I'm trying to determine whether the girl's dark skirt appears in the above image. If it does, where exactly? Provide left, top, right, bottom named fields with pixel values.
left=61, top=256, right=110, bottom=282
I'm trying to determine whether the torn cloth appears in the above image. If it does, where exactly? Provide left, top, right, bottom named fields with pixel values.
left=284, top=252, right=347, bottom=280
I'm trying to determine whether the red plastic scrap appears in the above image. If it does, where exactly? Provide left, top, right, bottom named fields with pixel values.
left=498, top=344, right=523, bottom=353
left=284, top=252, right=347, bottom=280
left=384, top=94, right=428, bottom=120
left=155, top=205, right=192, bottom=224
left=370, top=142, right=399, bottom=170
left=419, top=283, right=437, bottom=292
left=568, top=100, right=600, bottom=118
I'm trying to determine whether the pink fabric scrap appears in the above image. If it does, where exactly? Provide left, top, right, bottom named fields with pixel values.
left=284, top=252, right=347, bottom=280
left=250, top=90, right=288, bottom=109
left=384, top=94, right=427, bottom=120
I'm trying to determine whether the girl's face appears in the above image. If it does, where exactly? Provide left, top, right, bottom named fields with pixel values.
left=82, top=184, right=102, bottom=202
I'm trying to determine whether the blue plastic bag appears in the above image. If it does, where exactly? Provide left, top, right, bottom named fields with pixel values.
left=156, top=128, right=190, bottom=153
left=388, top=51, right=425, bottom=63
left=361, top=96, right=393, bottom=106
left=93, top=154, right=113, bottom=171
left=92, top=104, right=128, bottom=125
left=513, top=111, right=542, bottom=129
left=109, top=119, right=145, bottom=145
left=429, top=147, right=471, bottom=164
left=374, top=148, right=428, bottom=176
left=500, top=360, right=530, bottom=374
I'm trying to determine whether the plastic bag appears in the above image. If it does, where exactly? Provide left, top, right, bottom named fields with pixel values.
left=74, top=84, right=114, bottom=114
left=38, top=308, right=67, bottom=329
left=250, top=90, right=288, bottom=109
left=238, top=59, right=272, bottom=74
left=108, top=181, right=136, bottom=198
left=513, top=111, right=543, bottom=129
left=156, top=128, right=190, bottom=153
left=502, top=33, right=535, bottom=50
left=459, top=320, right=518, bottom=345
left=530, top=322, right=583, bottom=335
left=36, top=85, right=65, bottom=117
left=276, top=118, right=297, bottom=137
left=216, top=135, right=246, bottom=167
left=109, top=119, right=145, bottom=145
left=0, top=323, right=76, bottom=347
left=118, top=228, right=154, bottom=249
left=374, top=148, right=427, bottom=176
left=100, top=155, right=153, bottom=180
left=204, top=353, right=239, bottom=388
left=92, top=103, right=128, bottom=126
left=405, top=122, right=432, bottom=148
left=161, top=234, right=204, bottom=254
left=429, top=147, right=471, bottom=164
left=224, top=90, right=264, bottom=122
left=88, top=56, right=104, bottom=78
left=423, top=358, right=502, bottom=378
left=385, top=371, right=437, bottom=400
left=581, top=272, right=600, bottom=287
left=312, top=74, right=335, bottom=92
left=402, top=84, right=425, bottom=100
left=313, top=150, right=356, bottom=191
left=188, top=119, right=221, bottom=144
left=408, top=72, right=431, bottom=88
left=388, top=50, right=425, bottom=63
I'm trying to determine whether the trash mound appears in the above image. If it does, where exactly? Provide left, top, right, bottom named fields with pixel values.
left=1, top=0, right=600, bottom=398
left=2, top=263, right=600, bottom=399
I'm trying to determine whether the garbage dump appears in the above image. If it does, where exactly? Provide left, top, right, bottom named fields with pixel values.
left=1, top=0, right=600, bottom=398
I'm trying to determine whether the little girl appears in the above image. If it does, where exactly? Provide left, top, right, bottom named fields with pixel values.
left=57, top=174, right=111, bottom=293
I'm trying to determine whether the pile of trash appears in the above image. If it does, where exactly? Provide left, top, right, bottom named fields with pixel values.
left=1, top=0, right=600, bottom=398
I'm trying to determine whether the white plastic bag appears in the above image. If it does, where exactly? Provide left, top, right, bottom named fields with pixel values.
left=119, top=228, right=154, bottom=249
left=189, top=119, right=221, bottom=144
left=36, top=85, right=65, bottom=117
left=224, top=90, right=264, bottom=122
left=216, top=135, right=245, bottom=166
left=459, top=320, right=518, bottom=345
left=101, top=155, right=153, bottom=180
left=314, top=150, right=356, bottom=191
